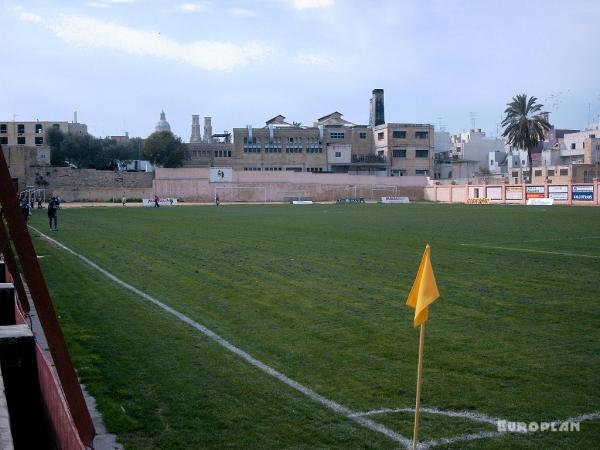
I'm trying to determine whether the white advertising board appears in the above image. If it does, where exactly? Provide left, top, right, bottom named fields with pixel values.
left=486, top=186, right=502, bottom=200
left=143, top=198, right=178, bottom=207
left=548, top=185, right=568, bottom=200
left=210, top=167, right=233, bottom=183
left=381, top=196, right=410, bottom=204
left=506, top=187, right=523, bottom=200
left=527, top=198, right=554, bottom=206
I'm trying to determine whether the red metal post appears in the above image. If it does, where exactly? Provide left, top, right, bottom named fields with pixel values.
left=0, top=145, right=95, bottom=446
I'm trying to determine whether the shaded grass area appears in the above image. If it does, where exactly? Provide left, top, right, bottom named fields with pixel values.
left=30, top=203, right=600, bottom=448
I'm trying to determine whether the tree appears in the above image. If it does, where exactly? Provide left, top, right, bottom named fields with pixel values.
left=46, top=127, right=65, bottom=166
left=142, top=131, right=188, bottom=168
left=501, top=94, right=551, bottom=182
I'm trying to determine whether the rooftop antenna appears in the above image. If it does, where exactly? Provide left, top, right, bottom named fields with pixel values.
left=468, top=112, right=478, bottom=130
left=436, top=116, right=446, bottom=132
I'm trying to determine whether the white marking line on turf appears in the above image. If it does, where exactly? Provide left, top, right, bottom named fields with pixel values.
left=421, top=431, right=502, bottom=449
left=459, top=243, right=600, bottom=259
left=350, top=406, right=503, bottom=425
left=476, top=236, right=600, bottom=246
left=351, top=407, right=600, bottom=449
left=30, top=227, right=412, bottom=449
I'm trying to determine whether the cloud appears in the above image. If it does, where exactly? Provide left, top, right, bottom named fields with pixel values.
left=227, top=7, right=256, bottom=17
left=293, top=52, right=334, bottom=66
left=291, top=0, right=334, bottom=9
left=19, top=12, right=273, bottom=72
left=178, top=2, right=208, bottom=12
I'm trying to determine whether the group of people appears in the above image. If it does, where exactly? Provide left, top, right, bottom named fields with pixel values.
left=18, top=195, right=60, bottom=230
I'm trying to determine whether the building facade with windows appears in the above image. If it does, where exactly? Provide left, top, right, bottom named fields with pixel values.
left=182, top=90, right=435, bottom=177
left=373, top=123, right=435, bottom=176
left=0, top=120, right=88, bottom=147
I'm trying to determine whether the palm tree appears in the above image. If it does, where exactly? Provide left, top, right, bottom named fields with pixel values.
left=501, top=94, right=551, bottom=182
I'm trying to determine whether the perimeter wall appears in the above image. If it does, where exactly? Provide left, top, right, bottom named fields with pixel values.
left=154, top=168, right=429, bottom=202
left=424, top=180, right=600, bottom=206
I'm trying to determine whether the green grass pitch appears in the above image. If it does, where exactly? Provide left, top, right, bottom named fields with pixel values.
left=28, top=203, right=600, bottom=449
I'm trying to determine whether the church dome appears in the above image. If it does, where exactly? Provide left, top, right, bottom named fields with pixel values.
left=155, top=110, right=171, bottom=133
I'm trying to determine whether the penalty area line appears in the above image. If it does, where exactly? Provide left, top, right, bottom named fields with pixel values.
left=460, top=243, right=600, bottom=259
left=30, top=226, right=412, bottom=449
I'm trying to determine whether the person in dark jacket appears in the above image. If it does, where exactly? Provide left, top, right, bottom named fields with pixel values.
left=47, top=197, right=59, bottom=230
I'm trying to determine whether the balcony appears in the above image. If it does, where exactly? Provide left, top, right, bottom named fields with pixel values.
left=351, top=154, right=386, bottom=164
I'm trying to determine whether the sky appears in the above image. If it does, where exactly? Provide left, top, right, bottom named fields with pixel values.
left=1, top=0, right=600, bottom=141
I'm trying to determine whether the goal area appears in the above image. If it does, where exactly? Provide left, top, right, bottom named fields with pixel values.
left=214, top=186, right=268, bottom=203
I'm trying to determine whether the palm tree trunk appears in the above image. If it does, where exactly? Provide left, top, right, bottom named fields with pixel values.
left=527, top=150, right=533, bottom=183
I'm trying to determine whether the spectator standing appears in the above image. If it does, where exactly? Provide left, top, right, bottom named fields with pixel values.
left=48, top=197, right=59, bottom=230
left=20, top=198, right=32, bottom=222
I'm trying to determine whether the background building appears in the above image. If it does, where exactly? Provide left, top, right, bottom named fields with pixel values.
left=0, top=117, right=87, bottom=147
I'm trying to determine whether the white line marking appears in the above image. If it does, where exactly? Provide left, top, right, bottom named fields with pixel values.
left=350, top=406, right=503, bottom=425
left=30, top=227, right=412, bottom=449
left=421, top=410, right=600, bottom=448
left=421, top=431, right=502, bottom=449
left=460, top=243, right=600, bottom=259
left=557, top=411, right=600, bottom=424
left=475, top=236, right=600, bottom=246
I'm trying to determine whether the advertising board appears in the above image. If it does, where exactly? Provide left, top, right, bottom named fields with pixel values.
left=548, top=185, right=568, bottom=201
left=210, top=167, right=233, bottom=183
left=525, top=186, right=545, bottom=199
left=572, top=185, right=594, bottom=201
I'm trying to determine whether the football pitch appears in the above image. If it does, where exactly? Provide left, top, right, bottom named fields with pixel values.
left=28, top=203, right=600, bottom=449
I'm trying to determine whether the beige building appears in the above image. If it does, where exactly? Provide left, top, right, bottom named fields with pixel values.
left=229, top=112, right=385, bottom=174
left=1, top=145, right=51, bottom=192
left=182, top=90, right=434, bottom=177
left=374, top=123, right=435, bottom=176
left=0, top=120, right=87, bottom=147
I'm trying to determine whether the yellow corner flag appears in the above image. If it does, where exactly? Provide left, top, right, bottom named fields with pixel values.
left=406, top=244, right=440, bottom=327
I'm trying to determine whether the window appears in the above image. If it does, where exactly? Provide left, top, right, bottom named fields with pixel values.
left=35, top=124, right=43, bottom=134
left=548, top=169, right=555, bottom=176
left=330, top=132, right=345, bottom=139
left=560, top=168, right=568, bottom=176
left=490, top=160, right=494, bottom=165
left=415, top=169, right=429, bottom=176
left=335, top=151, right=341, bottom=157
left=392, top=130, right=406, bottom=139
left=415, top=149, right=429, bottom=158
left=0, top=124, right=6, bottom=133
left=377, top=132, right=384, bottom=140
left=590, top=134, right=596, bottom=139
left=53, top=123, right=60, bottom=129
left=35, top=137, right=43, bottom=145
left=534, top=170, right=542, bottom=176
left=17, top=137, right=25, bottom=144
left=571, top=143, right=576, bottom=149
left=415, top=131, right=429, bottom=139
left=359, top=132, right=367, bottom=139
left=393, top=149, right=406, bottom=158
left=17, top=124, right=25, bottom=134
left=512, top=171, right=519, bottom=177
left=392, top=169, right=407, bottom=176
left=0, top=137, right=7, bottom=145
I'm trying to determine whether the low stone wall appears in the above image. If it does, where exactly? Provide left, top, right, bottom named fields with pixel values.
left=27, top=167, right=154, bottom=201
